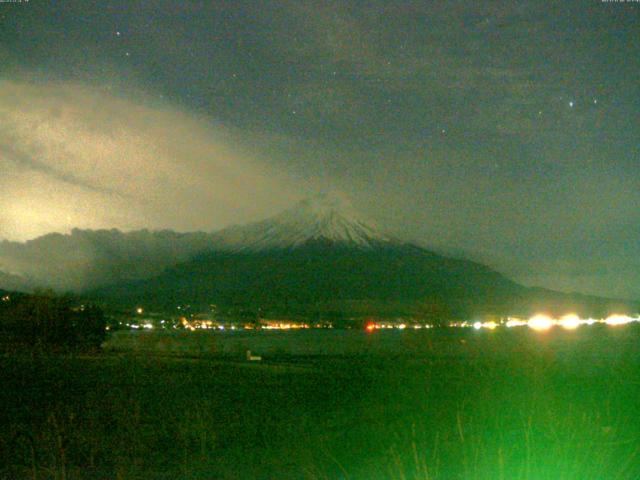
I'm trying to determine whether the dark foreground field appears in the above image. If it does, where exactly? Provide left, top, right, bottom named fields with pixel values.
left=2, top=326, right=640, bottom=479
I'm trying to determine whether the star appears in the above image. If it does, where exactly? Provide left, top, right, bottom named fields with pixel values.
left=116, top=31, right=121, bottom=36
left=593, top=99, right=598, bottom=105
left=569, top=101, right=574, bottom=108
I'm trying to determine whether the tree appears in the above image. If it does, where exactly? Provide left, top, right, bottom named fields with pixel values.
left=0, top=291, right=106, bottom=351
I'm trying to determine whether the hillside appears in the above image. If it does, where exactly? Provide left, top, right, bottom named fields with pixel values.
left=90, top=194, right=637, bottom=320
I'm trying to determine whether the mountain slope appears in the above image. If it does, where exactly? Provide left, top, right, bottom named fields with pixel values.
left=93, top=241, right=635, bottom=320
left=91, top=242, right=521, bottom=317
left=90, top=193, right=636, bottom=319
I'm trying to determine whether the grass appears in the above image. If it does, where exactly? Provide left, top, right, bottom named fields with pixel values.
left=1, top=326, right=640, bottom=479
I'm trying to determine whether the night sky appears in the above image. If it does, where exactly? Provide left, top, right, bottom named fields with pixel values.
left=0, top=1, right=638, bottom=298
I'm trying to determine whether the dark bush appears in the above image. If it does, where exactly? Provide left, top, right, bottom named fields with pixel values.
left=0, top=291, right=106, bottom=351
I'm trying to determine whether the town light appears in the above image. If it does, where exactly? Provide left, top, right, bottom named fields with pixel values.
left=558, top=314, right=580, bottom=330
left=506, top=318, right=527, bottom=328
left=528, top=314, right=554, bottom=331
left=605, top=314, right=635, bottom=326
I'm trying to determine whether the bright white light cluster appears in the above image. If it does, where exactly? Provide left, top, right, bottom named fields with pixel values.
left=604, top=314, right=638, bottom=326
left=527, top=314, right=555, bottom=331
left=505, top=318, right=527, bottom=328
left=467, top=314, right=640, bottom=331
left=473, top=321, right=497, bottom=330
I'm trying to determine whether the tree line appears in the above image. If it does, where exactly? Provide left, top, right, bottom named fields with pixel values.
left=0, top=290, right=106, bottom=352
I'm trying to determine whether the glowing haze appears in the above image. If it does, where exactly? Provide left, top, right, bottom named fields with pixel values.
left=0, top=80, right=300, bottom=240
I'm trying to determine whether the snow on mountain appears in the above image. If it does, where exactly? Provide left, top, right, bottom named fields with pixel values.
left=212, top=191, right=398, bottom=251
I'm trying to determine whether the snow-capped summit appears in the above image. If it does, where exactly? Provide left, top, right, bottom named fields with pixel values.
left=213, top=191, right=398, bottom=251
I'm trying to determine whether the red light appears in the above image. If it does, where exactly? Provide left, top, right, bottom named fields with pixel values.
left=365, top=323, right=376, bottom=332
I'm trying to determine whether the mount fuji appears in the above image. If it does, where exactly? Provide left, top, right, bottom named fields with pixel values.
left=89, top=193, right=634, bottom=320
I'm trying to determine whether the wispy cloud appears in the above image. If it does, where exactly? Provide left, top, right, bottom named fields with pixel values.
left=0, top=78, right=303, bottom=240
left=0, top=142, right=122, bottom=196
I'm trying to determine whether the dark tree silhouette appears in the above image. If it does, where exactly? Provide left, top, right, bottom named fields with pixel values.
left=0, top=290, right=106, bottom=351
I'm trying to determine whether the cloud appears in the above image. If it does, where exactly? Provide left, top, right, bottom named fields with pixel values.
left=0, top=78, right=302, bottom=241
left=0, top=228, right=223, bottom=291
left=0, top=142, right=121, bottom=196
